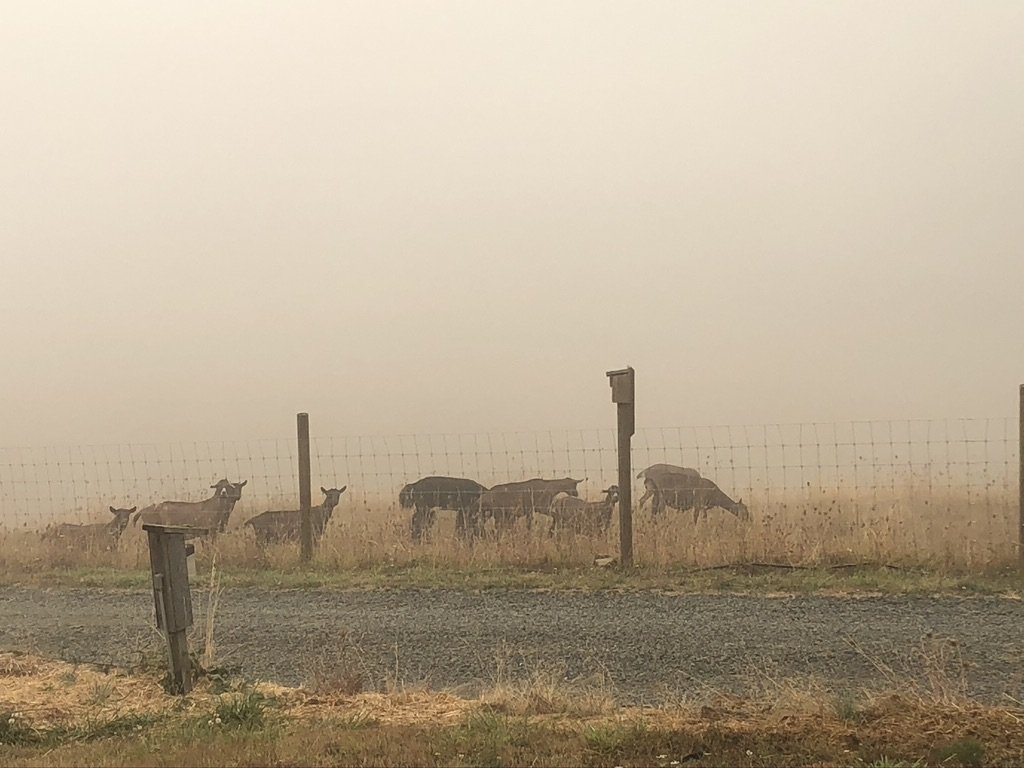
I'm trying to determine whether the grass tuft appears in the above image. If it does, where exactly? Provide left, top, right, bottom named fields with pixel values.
left=582, top=720, right=651, bottom=756
left=211, top=688, right=269, bottom=730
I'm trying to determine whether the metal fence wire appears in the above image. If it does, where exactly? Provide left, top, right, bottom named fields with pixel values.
left=0, top=418, right=1017, bottom=534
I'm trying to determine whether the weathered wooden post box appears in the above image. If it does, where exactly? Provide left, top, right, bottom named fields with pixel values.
left=143, top=524, right=205, bottom=694
left=606, top=367, right=635, bottom=567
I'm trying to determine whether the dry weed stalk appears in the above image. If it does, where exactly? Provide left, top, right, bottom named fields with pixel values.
left=200, top=551, right=221, bottom=670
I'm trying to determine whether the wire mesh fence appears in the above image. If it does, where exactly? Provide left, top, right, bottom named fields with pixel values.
left=0, top=417, right=1019, bottom=568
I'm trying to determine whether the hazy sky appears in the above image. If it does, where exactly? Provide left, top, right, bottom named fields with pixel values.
left=2, top=1, right=1022, bottom=445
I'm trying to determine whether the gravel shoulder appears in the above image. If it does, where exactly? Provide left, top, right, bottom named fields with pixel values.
left=1, top=587, right=1021, bottom=705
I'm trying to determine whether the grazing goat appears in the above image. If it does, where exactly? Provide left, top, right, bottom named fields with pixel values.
left=637, top=465, right=748, bottom=523
left=133, top=479, right=247, bottom=535
left=547, top=486, right=618, bottom=536
left=474, top=477, right=582, bottom=537
left=399, top=476, right=487, bottom=542
left=43, top=506, right=137, bottom=549
left=245, top=486, right=347, bottom=546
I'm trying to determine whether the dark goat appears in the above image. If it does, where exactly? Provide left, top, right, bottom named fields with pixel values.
left=399, top=476, right=487, bottom=542
left=475, top=477, right=582, bottom=537
left=246, top=486, right=347, bottom=546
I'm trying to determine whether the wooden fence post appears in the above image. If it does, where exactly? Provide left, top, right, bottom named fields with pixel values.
left=1019, top=385, right=1023, bottom=571
left=607, top=367, right=635, bottom=567
left=298, top=412, right=313, bottom=563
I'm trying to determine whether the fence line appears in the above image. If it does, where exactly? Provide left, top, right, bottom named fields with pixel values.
left=0, top=418, right=1017, bottom=533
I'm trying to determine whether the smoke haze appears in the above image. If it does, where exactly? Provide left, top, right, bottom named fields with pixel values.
left=2, top=1, right=1022, bottom=444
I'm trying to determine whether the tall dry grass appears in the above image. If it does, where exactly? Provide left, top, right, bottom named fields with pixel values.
left=1, top=482, right=1017, bottom=576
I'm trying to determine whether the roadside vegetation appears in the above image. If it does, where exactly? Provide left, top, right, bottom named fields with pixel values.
left=1, top=649, right=1020, bottom=767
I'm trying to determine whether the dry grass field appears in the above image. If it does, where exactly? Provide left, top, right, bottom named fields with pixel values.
left=4, top=486, right=1019, bottom=569
left=1, top=485, right=1019, bottom=594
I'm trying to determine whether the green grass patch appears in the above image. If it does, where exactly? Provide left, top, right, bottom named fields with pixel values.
left=0, top=561, right=1021, bottom=596
left=50, top=713, right=160, bottom=744
left=0, top=711, right=161, bottom=749
left=931, top=736, right=985, bottom=767
left=0, top=711, right=42, bottom=746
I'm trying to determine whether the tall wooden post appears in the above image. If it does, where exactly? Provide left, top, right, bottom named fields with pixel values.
left=607, top=367, right=635, bottom=567
left=1019, top=385, right=1023, bottom=571
left=298, top=412, right=313, bottom=563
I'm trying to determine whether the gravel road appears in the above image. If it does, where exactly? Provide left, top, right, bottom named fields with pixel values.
left=1, top=587, right=1021, bottom=704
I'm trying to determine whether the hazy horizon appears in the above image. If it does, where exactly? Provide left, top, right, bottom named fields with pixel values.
left=3, top=1, right=1023, bottom=447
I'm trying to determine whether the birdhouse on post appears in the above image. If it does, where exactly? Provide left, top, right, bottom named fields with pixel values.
left=607, top=367, right=635, bottom=431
